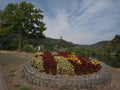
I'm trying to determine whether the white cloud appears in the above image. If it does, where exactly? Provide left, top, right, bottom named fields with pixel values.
left=43, top=0, right=120, bottom=44
left=44, top=9, right=70, bottom=38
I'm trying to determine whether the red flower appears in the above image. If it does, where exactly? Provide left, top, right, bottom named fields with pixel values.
left=42, top=52, right=57, bottom=75
left=57, top=52, right=70, bottom=57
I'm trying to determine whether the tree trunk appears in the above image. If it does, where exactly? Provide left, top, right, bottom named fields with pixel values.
left=18, top=34, right=22, bottom=53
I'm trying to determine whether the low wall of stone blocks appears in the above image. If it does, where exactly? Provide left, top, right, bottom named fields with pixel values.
left=22, top=62, right=111, bottom=90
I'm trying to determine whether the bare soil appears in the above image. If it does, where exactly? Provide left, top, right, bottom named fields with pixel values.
left=0, top=50, right=120, bottom=90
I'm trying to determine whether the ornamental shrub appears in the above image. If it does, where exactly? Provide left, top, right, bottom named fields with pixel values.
left=54, top=56, right=74, bottom=75
left=23, top=44, right=36, bottom=53
left=30, top=56, right=44, bottom=72
left=42, top=52, right=57, bottom=75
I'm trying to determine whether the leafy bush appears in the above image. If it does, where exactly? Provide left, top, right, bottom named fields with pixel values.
left=30, top=56, right=44, bottom=72
left=23, top=44, right=36, bottom=52
left=42, top=52, right=57, bottom=75
left=54, top=56, right=74, bottom=75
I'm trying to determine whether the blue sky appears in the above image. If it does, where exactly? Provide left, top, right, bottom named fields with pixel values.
left=0, top=0, right=120, bottom=45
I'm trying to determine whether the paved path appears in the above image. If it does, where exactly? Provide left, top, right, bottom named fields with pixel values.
left=0, top=68, right=8, bottom=90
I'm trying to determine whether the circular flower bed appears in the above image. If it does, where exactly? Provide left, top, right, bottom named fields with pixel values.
left=23, top=52, right=111, bottom=89
left=30, top=52, right=102, bottom=76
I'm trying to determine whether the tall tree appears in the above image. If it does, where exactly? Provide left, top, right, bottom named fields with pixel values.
left=0, top=1, right=46, bottom=52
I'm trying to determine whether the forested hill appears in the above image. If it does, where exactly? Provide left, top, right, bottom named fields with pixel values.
left=88, top=34, right=120, bottom=53
left=86, top=35, right=120, bottom=48
left=88, top=41, right=109, bottom=48
left=38, top=37, right=76, bottom=51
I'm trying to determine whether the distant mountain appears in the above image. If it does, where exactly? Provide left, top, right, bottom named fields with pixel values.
left=86, top=34, right=120, bottom=49
left=88, top=41, right=109, bottom=48
left=38, top=34, right=120, bottom=51
left=111, top=34, right=120, bottom=47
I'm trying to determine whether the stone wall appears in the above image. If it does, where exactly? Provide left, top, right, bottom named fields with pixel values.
left=22, top=62, right=111, bottom=90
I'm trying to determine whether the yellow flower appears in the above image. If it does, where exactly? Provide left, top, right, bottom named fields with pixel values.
left=67, top=53, right=82, bottom=65
left=77, top=60, right=82, bottom=64
left=90, top=60, right=101, bottom=65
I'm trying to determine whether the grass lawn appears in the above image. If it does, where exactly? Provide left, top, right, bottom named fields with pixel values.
left=0, top=51, right=34, bottom=90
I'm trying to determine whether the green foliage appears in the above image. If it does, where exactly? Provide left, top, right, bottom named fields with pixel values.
left=67, top=47, right=90, bottom=57
left=0, top=1, right=46, bottom=52
left=23, top=44, right=36, bottom=53
left=54, top=56, right=74, bottom=75
left=20, top=86, right=32, bottom=90
left=99, top=54, right=120, bottom=68
left=0, top=33, right=18, bottom=50
left=30, top=54, right=44, bottom=72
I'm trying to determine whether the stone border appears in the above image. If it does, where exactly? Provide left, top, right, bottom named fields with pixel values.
left=22, top=62, right=111, bottom=90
